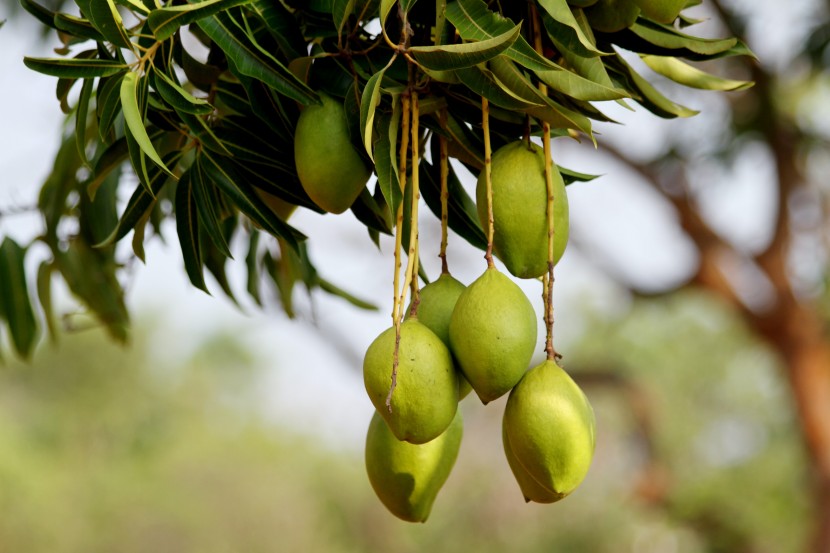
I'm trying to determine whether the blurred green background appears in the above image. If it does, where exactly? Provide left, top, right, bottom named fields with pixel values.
left=0, top=296, right=808, bottom=552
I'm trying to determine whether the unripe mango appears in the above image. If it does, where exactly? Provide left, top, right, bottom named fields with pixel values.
left=503, top=360, right=596, bottom=502
left=634, top=0, right=685, bottom=23
left=363, top=319, right=458, bottom=444
left=584, top=0, right=641, bottom=32
left=408, top=274, right=472, bottom=400
left=476, top=141, right=569, bottom=279
left=294, top=92, right=371, bottom=214
left=448, top=268, right=537, bottom=404
left=365, top=410, right=463, bottom=522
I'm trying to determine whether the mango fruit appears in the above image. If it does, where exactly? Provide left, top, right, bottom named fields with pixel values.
left=365, top=410, right=463, bottom=522
left=476, top=141, right=569, bottom=279
left=448, top=267, right=537, bottom=404
left=584, top=0, right=641, bottom=32
left=363, top=319, right=458, bottom=444
left=634, top=0, right=686, bottom=23
left=503, top=360, right=596, bottom=502
left=294, top=92, right=371, bottom=214
left=407, top=274, right=472, bottom=400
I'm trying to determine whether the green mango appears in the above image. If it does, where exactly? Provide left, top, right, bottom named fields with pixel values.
left=634, top=0, right=686, bottom=23
left=294, top=92, right=371, bottom=214
left=407, top=274, right=472, bottom=400
left=584, top=0, right=641, bottom=32
left=503, top=360, right=596, bottom=502
left=365, top=410, right=463, bottom=523
left=476, top=141, right=569, bottom=279
left=448, top=268, right=537, bottom=404
left=568, top=0, right=599, bottom=6
left=363, top=319, right=458, bottom=444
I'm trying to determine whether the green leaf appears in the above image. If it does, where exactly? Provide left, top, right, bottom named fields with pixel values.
left=359, top=67, right=387, bottom=161
left=550, top=9, right=617, bottom=89
left=455, top=65, right=541, bottom=110
left=333, top=0, right=357, bottom=38
left=200, top=150, right=307, bottom=249
left=87, top=0, right=133, bottom=50
left=641, top=55, right=754, bottom=91
left=245, top=230, right=262, bottom=306
left=0, top=238, right=39, bottom=358
left=192, top=158, right=233, bottom=258
left=148, top=0, right=254, bottom=41
left=409, top=23, right=521, bottom=71
left=176, top=109, right=233, bottom=156
left=24, top=56, right=128, bottom=78
left=96, top=72, right=126, bottom=141
left=446, top=0, right=559, bottom=73
left=75, top=77, right=95, bottom=167
left=559, top=165, right=600, bottom=184
left=121, top=71, right=177, bottom=179
left=251, top=0, right=306, bottom=60
left=372, top=112, right=403, bottom=218
left=318, top=277, right=378, bottom=310
left=538, top=0, right=606, bottom=57
left=21, top=0, right=58, bottom=29
left=197, top=11, right=318, bottom=105
left=152, top=68, right=214, bottom=115
left=607, top=52, right=698, bottom=118
left=175, top=169, right=209, bottom=293
left=350, top=187, right=393, bottom=236
left=54, top=12, right=105, bottom=41
left=36, top=261, right=58, bottom=344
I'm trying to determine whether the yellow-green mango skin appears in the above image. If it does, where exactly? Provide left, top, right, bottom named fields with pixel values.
left=294, top=92, right=371, bottom=214
left=363, top=319, right=458, bottom=444
left=502, top=424, right=563, bottom=503
left=634, top=0, right=685, bottom=23
left=503, top=360, right=596, bottom=502
left=568, top=0, right=599, bottom=6
left=407, top=274, right=472, bottom=400
left=584, top=0, right=641, bottom=32
left=476, top=142, right=569, bottom=279
left=448, top=268, right=537, bottom=404
left=365, top=410, right=463, bottom=523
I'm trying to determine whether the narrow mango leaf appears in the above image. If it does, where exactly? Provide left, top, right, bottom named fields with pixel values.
left=116, top=0, right=150, bottom=14
left=446, top=0, right=559, bottom=72
left=641, top=55, right=753, bottom=91
left=608, top=53, right=698, bottom=118
left=87, top=0, right=133, bottom=50
left=534, top=64, right=630, bottom=101
left=148, top=0, right=253, bottom=41
left=175, top=169, right=209, bottom=293
left=0, top=239, right=39, bottom=358
left=443, top=110, right=484, bottom=169
left=192, top=158, right=233, bottom=258
left=98, top=150, right=178, bottom=247
left=359, top=67, right=387, bottom=161
left=614, top=20, right=752, bottom=60
left=252, top=0, right=306, bottom=60
left=201, top=220, right=239, bottom=304
left=409, top=23, right=521, bottom=71
left=372, top=113, right=402, bottom=218
left=97, top=72, right=126, bottom=141
left=550, top=9, right=617, bottom=88
left=351, top=187, right=393, bottom=236
left=318, top=277, right=378, bottom=310
left=125, top=125, right=154, bottom=198
left=87, top=136, right=128, bottom=199
left=36, top=261, right=58, bottom=343
left=177, top=110, right=233, bottom=156
left=538, top=0, right=605, bottom=57
left=559, top=165, right=600, bottom=184
left=245, top=230, right=262, bottom=306
left=24, top=56, right=127, bottom=78
left=399, top=0, right=419, bottom=11
left=153, top=68, right=214, bottom=115
left=333, top=0, right=356, bottom=38
left=75, top=77, right=95, bottom=167
left=121, top=71, right=177, bottom=178
left=379, top=0, right=396, bottom=28
left=200, top=150, right=307, bottom=250
left=54, top=12, right=105, bottom=41
left=21, top=0, right=57, bottom=29
left=197, top=11, right=318, bottom=105
left=455, top=65, right=540, bottom=110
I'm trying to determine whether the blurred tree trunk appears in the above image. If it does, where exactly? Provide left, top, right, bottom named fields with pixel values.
left=596, top=2, right=830, bottom=549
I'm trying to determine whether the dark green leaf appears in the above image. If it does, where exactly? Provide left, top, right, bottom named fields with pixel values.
left=0, top=239, right=39, bottom=358
left=96, top=72, right=126, bottom=141
left=36, top=261, right=58, bottom=344
left=21, top=0, right=58, bottom=29
left=175, top=169, right=208, bottom=293
left=24, top=56, right=128, bottom=78
left=75, top=77, right=95, bottom=167
left=192, top=158, right=233, bottom=258
left=87, top=0, right=133, bottom=50
left=245, top=230, right=262, bottom=306
left=152, top=68, right=214, bottom=115
left=148, top=0, right=254, bottom=41
left=121, top=71, right=177, bottom=178
left=54, top=12, right=105, bottom=41
left=409, top=23, right=521, bottom=71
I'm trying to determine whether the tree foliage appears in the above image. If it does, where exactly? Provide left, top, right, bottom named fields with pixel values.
left=2, top=0, right=750, bottom=360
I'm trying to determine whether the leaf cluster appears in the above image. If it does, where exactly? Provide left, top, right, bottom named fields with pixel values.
left=2, top=0, right=752, bottom=358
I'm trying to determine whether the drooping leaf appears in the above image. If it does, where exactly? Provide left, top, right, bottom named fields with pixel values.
left=21, top=0, right=58, bottom=29
left=175, top=169, right=209, bottom=293
left=641, top=55, right=754, bottom=91
left=607, top=52, right=698, bottom=118
left=538, top=0, right=606, bottom=57
left=35, top=261, right=58, bottom=343
left=372, top=112, right=403, bottom=218
left=87, top=0, right=133, bottom=50
left=152, top=68, right=214, bottom=115
left=96, top=72, right=126, bottom=141
left=54, top=12, right=105, bottom=41
left=197, top=10, right=318, bottom=105
left=0, top=239, right=39, bottom=358
left=121, top=71, right=177, bottom=178
left=421, top=156, right=487, bottom=250
left=147, top=0, right=254, bottom=41
left=23, top=56, right=128, bottom=78
left=408, top=23, right=521, bottom=71
left=252, top=0, right=306, bottom=60
left=359, top=65, right=388, bottom=161
left=245, top=230, right=262, bottom=306
left=192, top=158, right=233, bottom=258
left=75, top=77, right=95, bottom=167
